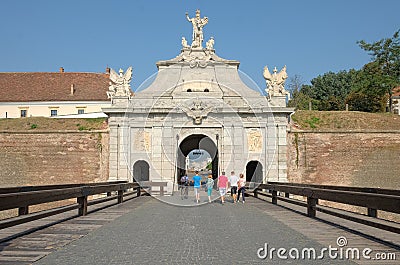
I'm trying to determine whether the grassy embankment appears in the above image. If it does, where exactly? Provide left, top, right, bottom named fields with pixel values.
left=291, top=110, right=400, bottom=131
left=0, top=117, right=107, bottom=131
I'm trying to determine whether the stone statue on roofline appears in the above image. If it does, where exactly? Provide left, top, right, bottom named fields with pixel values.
left=161, top=10, right=229, bottom=68
left=181, top=37, right=190, bottom=49
left=107, top=67, right=133, bottom=99
left=263, top=65, right=290, bottom=100
left=206, top=37, right=214, bottom=50
left=186, top=9, right=208, bottom=48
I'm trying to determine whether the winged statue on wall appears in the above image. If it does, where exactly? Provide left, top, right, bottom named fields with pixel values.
left=107, top=66, right=133, bottom=99
left=263, top=65, right=289, bottom=99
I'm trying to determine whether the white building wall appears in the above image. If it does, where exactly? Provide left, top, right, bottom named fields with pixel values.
left=0, top=101, right=111, bottom=118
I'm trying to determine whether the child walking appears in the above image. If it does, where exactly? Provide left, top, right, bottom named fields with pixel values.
left=206, top=175, right=214, bottom=203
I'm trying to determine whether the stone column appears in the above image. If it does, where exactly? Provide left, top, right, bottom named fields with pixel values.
left=233, top=125, right=245, bottom=172
left=151, top=126, right=163, bottom=181
left=117, top=124, right=129, bottom=181
left=108, top=124, right=119, bottom=181
left=265, top=123, right=277, bottom=182
left=277, top=124, right=288, bottom=182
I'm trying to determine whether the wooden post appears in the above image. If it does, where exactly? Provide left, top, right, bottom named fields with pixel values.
left=254, top=188, right=258, bottom=198
left=137, top=187, right=141, bottom=197
left=309, top=101, right=312, bottom=111
left=307, top=197, right=318, bottom=217
left=117, top=190, right=123, bottom=203
left=18, top=206, right=29, bottom=216
left=77, top=196, right=88, bottom=216
left=285, top=192, right=289, bottom=198
left=271, top=190, right=278, bottom=204
left=107, top=192, right=111, bottom=197
left=368, top=208, right=377, bottom=218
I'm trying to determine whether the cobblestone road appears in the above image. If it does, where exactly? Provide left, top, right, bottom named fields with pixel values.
left=35, top=197, right=355, bottom=264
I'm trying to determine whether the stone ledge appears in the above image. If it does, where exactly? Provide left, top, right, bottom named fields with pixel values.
left=0, top=129, right=109, bottom=134
left=289, top=128, right=400, bottom=134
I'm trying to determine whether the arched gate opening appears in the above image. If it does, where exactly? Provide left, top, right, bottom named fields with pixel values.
left=133, top=160, right=150, bottom=182
left=176, top=134, right=218, bottom=184
left=246, top=160, right=263, bottom=184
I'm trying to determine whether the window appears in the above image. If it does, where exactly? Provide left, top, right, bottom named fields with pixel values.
left=187, top=89, right=192, bottom=92
left=78, top=109, right=85, bottom=114
left=20, top=109, right=27, bottom=117
left=50, top=109, right=58, bottom=117
left=204, top=88, right=209, bottom=92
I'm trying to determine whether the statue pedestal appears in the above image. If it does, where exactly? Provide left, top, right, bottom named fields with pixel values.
left=111, top=96, right=130, bottom=107
left=269, top=95, right=287, bottom=107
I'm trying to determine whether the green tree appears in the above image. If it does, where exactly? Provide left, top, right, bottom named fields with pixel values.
left=357, top=29, right=400, bottom=111
left=358, top=29, right=400, bottom=79
left=289, top=70, right=358, bottom=110
left=287, top=74, right=304, bottom=96
left=287, top=86, right=319, bottom=110
left=309, top=70, right=359, bottom=110
left=345, top=91, right=386, bottom=112
left=345, top=63, right=391, bottom=112
left=290, top=30, right=399, bottom=113
left=206, top=161, right=212, bottom=170
left=287, top=75, right=315, bottom=110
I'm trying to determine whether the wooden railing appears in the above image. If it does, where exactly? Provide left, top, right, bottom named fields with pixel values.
left=0, top=182, right=142, bottom=230
left=253, top=182, right=400, bottom=234
left=141, top=181, right=168, bottom=196
left=0, top=181, right=128, bottom=194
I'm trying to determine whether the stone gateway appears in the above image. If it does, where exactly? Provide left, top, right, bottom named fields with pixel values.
left=103, top=10, right=293, bottom=194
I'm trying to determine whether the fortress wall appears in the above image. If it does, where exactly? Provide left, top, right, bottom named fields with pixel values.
left=287, top=131, right=400, bottom=221
left=0, top=131, right=109, bottom=187
left=287, top=131, right=400, bottom=189
left=1, top=129, right=398, bottom=190
left=0, top=129, right=398, bottom=221
left=2, top=129, right=398, bottom=190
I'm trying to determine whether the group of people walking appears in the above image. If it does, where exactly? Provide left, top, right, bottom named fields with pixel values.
left=180, top=170, right=246, bottom=204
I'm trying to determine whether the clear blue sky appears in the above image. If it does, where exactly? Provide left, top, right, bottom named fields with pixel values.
left=0, top=0, right=399, bottom=90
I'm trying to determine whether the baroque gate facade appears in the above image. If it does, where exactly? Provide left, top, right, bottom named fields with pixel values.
left=103, top=10, right=293, bottom=193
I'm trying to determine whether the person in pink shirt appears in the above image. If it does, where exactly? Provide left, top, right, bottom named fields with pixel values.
left=217, top=171, right=229, bottom=204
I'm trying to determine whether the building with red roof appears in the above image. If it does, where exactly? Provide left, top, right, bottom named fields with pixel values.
left=0, top=67, right=111, bottom=118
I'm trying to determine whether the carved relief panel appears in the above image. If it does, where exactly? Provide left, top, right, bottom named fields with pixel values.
left=134, top=129, right=151, bottom=152
left=247, top=129, right=262, bottom=153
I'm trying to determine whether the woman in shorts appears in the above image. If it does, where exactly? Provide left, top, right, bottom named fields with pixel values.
left=217, top=171, right=228, bottom=204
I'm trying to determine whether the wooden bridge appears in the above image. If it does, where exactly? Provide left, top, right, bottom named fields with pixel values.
left=0, top=181, right=399, bottom=264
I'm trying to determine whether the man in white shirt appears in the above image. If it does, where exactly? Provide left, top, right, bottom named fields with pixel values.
left=229, top=171, right=239, bottom=203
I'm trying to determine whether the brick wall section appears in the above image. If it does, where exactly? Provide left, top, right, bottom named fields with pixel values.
left=0, top=131, right=109, bottom=187
left=0, top=129, right=398, bottom=221
left=287, top=131, right=400, bottom=221
left=287, top=131, right=400, bottom=189
left=2, top=130, right=397, bottom=189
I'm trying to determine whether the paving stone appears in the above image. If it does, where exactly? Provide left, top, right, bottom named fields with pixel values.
left=35, top=197, right=355, bottom=265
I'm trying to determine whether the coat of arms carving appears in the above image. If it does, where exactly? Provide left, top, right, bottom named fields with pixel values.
left=179, top=98, right=213, bottom=125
